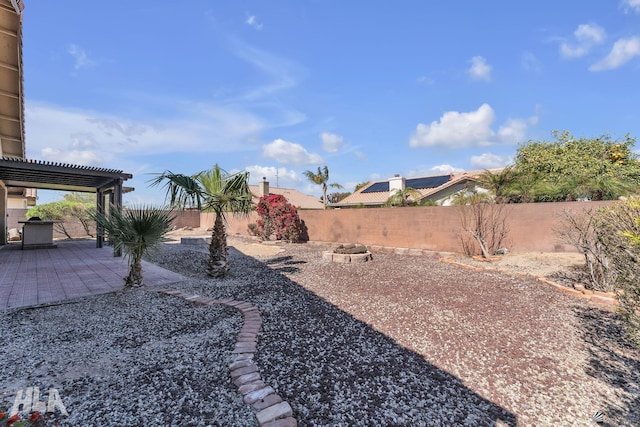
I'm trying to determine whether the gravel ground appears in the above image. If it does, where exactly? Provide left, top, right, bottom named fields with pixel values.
left=1, top=236, right=639, bottom=426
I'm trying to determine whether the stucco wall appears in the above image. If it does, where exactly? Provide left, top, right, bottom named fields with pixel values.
left=214, top=201, right=616, bottom=253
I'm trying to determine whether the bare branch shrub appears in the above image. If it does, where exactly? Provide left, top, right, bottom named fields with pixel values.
left=555, top=208, right=615, bottom=292
left=459, top=202, right=510, bottom=258
left=595, top=197, right=640, bottom=347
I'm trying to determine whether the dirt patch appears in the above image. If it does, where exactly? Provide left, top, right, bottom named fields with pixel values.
left=164, top=228, right=283, bottom=257
left=446, top=251, right=585, bottom=278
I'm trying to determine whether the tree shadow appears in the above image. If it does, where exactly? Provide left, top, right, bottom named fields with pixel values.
left=221, top=250, right=518, bottom=426
left=261, top=255, right=307, bottom=273
left=573, top=305, right=640, bottom=426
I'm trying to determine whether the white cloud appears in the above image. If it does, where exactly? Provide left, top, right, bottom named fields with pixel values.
left=230, top=40, right=304, bottom=101
left=498, top=114, right=539, bottom=144
left=245, top=165, right=299, bottom=186
left=470, top=153, right=512, bottom=169
left=622, top=0, right=640, bottom=13
left=521, top=52, right=542, bottom=72
left=575, top=23, right=606, bottom=44
left=320, top=132, right=344, bottom=153
left=430, top=164, right=464, bottom=174
left=41, top=147, right=104, bottom=165
left=354, top=150, right=367, bottom=161
left=410, top=104, right=496, bottom=148
left=69, top=132, right=97, bottom=149
left=67, top=44, right=96, bottom=69
left=416, top=75, right=434, bottom=85
left=560, top=23, right=606, bottom=59
left=405, top=164, right=464, bottom=178
left=245, top=15, right=263, bottom=30
left=262, top=139, right=323, bottom=166
left=467, top=56, right=492, bottom=82
left=24, top=101, right=265, bottom=166
left=560, top=44, right=589, bottom=59
left=589, top=36, right=640, bottom=71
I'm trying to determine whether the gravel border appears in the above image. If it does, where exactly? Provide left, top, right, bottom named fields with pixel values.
left=1, top=237, right=639, bottom=426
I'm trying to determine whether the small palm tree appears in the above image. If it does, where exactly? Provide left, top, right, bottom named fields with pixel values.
left=476, top=166, right=516, bottom=203
left=149, top=164, right=252, bottom=278
left=91, top=205, right=175, bottom=288
left=450, top=189, right=491, bottom=206
left=303, top=165, right=343, bottom=209
left=385, top=187, right=423, bottom=207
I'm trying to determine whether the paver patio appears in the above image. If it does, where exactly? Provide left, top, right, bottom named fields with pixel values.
left=0, top=239, right=185, bottom=309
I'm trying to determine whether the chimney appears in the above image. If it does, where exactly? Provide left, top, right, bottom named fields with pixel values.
left=258, top=177, right=269, bottom=197
left=389, top=174, right=405, bottom=195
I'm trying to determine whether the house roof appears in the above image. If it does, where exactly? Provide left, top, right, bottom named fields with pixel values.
left=249, top=185, right=324, bottom=210
left=332, top=171, right=483, bottom=207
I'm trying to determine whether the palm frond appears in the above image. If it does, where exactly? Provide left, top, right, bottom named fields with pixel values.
left=148, top=171, right=203, bottom=209
left=91, top=205, right=175, bottom=264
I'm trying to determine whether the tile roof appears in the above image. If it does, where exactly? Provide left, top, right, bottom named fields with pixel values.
left=249, top=185, right=324, bottom=210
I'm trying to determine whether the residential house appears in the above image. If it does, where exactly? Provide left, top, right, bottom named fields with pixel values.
left=251, top=179, right=324, bottom=210
left=331, top=171, right=486, bottom=208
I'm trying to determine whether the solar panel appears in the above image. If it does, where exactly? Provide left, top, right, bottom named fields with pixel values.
left=361, top=182, right=389, bottom=193
left=406, top=175, right=450, bottom=189
left=360, top=174, right=451, bottom=193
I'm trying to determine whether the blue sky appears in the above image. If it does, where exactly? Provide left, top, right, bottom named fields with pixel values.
left=21, top=1, right=640, bottom=204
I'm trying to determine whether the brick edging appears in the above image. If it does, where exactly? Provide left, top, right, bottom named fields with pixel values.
left=440, top=259, right=619, bottom=309
left=155, top=289, right=297, bottom=427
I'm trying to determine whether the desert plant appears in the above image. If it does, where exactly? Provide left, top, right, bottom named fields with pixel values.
left=595, top=197, right=640, bottom=347
left=555, top=208, right=615, bottom=291
left=91, top=205, right=174, bottom=288
left=149, top=165, right=252, bottom=278
left=255, top=194, right=305, bottom=242
left=459, top=200, right=510, bottom=258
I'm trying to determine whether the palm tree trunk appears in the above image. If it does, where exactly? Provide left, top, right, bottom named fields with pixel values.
left=125, top=259, right=143, bottom=287
left=207, top=212, right=229, bottom=278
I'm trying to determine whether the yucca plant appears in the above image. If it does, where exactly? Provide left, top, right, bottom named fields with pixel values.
left=91, top=205, right=175, bottom=288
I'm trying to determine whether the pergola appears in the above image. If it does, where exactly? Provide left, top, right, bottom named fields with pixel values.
left=0, top=156, right=133, bottom=250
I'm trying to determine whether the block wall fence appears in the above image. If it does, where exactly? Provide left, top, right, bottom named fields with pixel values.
left=7, top=202, right=614, bottom=253
left=203, top=201, right=615, bottom=253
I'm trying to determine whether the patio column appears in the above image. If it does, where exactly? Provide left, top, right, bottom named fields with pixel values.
left=0, top=181, right=6, bottom=245
left=111, top=178, right=123, bottom=257
left=96, top=189, right=105, bottom=248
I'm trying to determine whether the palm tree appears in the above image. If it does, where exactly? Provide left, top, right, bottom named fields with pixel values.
left=149, top=164, right=252, bottom=278
left=385, top=187, right=423, bottom=207
left=303, top=165, right=343, bottom=209
left=475, top=166, right=516, bottom=203
left=449, top=189, right=491, bottom=206
left=91, top=205, right=174, bottom=288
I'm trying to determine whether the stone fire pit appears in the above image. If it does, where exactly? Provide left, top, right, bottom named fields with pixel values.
left=322, top=244, right=372, bottom=263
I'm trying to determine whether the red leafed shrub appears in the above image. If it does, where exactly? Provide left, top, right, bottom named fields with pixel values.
left=254, top=194, right=306, bottom=242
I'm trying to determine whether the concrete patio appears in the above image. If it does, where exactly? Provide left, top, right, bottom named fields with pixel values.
left=0, top=239, right=185, bottom=310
